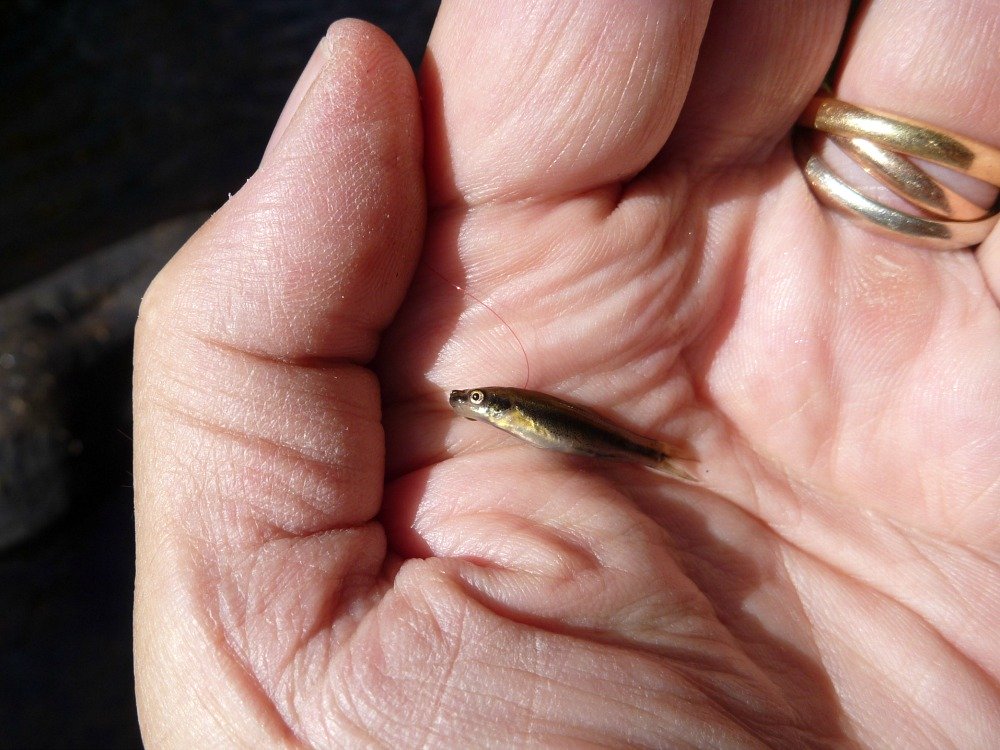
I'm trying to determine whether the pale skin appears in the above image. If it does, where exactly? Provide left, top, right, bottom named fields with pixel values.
left=133, top=1, right=1000, bottom=747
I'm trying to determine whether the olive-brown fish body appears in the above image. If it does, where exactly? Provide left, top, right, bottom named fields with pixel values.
left=448, top=387, right=694, bottom=480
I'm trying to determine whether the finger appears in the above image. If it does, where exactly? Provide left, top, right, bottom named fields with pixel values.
left=662, top=0, right=849, bottom=167
left=422, top=0, right=712, bottom=206
left=133, top=20, right=423, bottom=743
left=837, top=0, right=1000, bottom=148
left=832, top=0, right=1000, bottom=275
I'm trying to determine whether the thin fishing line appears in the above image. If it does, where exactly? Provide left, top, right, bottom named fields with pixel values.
left=421, top=261, right=531, bottom=389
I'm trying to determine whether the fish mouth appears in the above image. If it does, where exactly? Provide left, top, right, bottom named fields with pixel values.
left=448, top=389, right=478, bottom=420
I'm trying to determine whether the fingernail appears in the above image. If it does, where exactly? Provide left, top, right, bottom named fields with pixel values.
left=261, top=30, right=332, bottom=163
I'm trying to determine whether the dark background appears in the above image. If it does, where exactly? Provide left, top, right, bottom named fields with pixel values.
left=0, top=2, right=437, bottom=747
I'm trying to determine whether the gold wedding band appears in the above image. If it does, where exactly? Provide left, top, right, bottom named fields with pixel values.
left=796, top=95, right=1000, bottom=250
left=796, top=143, right=1000, bottom=249
left=829, top=135, right=988, bottom=221
left=801, top=97, right=1000, bottom=185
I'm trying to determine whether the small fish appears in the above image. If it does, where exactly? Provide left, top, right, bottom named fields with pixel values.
left=449, top=387, right=696, bottom=481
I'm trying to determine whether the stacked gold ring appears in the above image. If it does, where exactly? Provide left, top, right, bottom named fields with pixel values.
left=795, top=95, right=1000, bottom=250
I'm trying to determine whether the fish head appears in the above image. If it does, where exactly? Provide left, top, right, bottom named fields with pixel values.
left=449, top=388, right=511, bottom=422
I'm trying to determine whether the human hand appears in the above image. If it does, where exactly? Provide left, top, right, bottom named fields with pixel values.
left=134, top=2, right=1000, bottom=747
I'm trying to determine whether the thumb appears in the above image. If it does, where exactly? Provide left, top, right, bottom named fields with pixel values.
left=133, top=20, right=423, bottom=746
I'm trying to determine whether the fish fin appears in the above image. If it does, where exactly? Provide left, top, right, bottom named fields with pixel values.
left=653, top=453, right=699, bottom=483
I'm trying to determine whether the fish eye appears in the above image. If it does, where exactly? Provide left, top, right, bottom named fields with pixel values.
left=469, top=390, right=484, bottom=404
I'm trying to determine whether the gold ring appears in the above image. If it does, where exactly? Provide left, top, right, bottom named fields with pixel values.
left=800, top=96, right=1000, bottom=186
left=829, top=135, right=988, bottom=221
left=796, top=138, right=1000, bottom=249
left=795, top=95, right=1000, bottom=250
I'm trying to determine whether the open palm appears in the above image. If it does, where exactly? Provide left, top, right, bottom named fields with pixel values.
left=134, top=2, right=1000, bottom=747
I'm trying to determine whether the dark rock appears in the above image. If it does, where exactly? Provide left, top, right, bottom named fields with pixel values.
left=0, top=214, right=207, bottom=549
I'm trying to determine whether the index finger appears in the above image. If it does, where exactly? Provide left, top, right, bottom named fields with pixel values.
left=422, top=0, right=712, bottom=207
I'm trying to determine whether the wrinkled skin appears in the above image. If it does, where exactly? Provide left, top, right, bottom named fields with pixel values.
left=134, top=1, right=1000, bottom=747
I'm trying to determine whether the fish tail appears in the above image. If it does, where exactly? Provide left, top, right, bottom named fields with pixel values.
left=652, top=445, right=698, bottom=482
